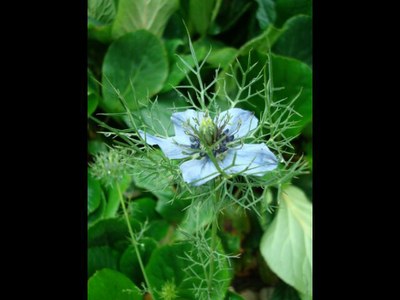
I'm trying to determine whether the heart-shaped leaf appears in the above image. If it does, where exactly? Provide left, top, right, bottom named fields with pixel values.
left=260, top=185, right=312, bottom=297
left=101, top=30, right=168, bottom=113
left=88, top=269, right=142, bottom=300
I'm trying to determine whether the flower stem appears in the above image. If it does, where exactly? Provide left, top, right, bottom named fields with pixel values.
left=116, top=183, right=155, bottom=299
left=207, top=180, right=221, bottom=298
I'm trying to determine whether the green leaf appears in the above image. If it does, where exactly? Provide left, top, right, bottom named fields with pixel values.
left=273, top=15, right=312, bottom=66
left=155, top=192, right=188, bottom=224
left=88, top=217, right=141, bottom=251
left=88, top=139, right=107, bottom=156
left=260, top=185, right=312, bottom=297
left=145, top=219, right=170, bottom=241
left=88, top=173, right=101, bottom=214
left=146, top=242, right=232, bottom=299
left=128, top=197, right=160, bottom=223
left=88, top=191, right=107, bottom=227
left=88, top=94, right=99, bottom=117
left=88, top=0, right=116, bottom=43
left=103, top=175, right=131, bottom=218
left=177, top=198, right=214, bottom=238
left=101, top=30, right=168, bottom=113
left=190, top=36, right=238, bottom=69
left=88, top=0, right=116, bottom=25
left=269, top=54, right=312, bottom=136
left=88, top=69, right=100, bottom=116
left=88, top=246, right=120, bottom=278
left=88, top=269, right=142, bottom=300
left=112, top=0, right=179, bottom=39
left=275, top=0, right=312, bottom=27
left=221, top=52, right=312, bottom=138
left=189, top=0, right=217, bottom=36
left=236, top=25, right=285, bottom=56
left=255, top=0, right=276, bottom=30
left=211, top=0, right=252, bottom=35
left=119, top=237, right=158, bottom=284
left=161, top=39, right=209, bottom=93
left=130, top=152, right=188, bottom=223
left=225, top=290, right=245, bottom=299
left=132, top=156, right=172, bottom=193
left=271, top=281, right=301, bottom=300
left=206, top=47, right=237, bottom=69
left=132, top=94, right=187, bottom=135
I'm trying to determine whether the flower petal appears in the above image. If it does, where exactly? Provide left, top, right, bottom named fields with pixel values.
left=138, top=130, right=189, bottom=159
left=180, top=158, right=219, bottom=186
left=217, top=108, right=258, bottom=139
left=171, top=109, right=205, bottom=144
left=221, top=143, right=278, bottom=176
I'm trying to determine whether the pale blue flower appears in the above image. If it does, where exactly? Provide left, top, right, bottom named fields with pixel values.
left=139, top=108, right=278, bottom=186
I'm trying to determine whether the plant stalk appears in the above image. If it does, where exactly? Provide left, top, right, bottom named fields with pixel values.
left=116, top=183, right=156, bottom=299
left=207, top=180, right=221, bottom=298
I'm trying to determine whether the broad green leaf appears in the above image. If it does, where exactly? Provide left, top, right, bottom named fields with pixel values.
left=273, top=15, right=312, bottom=66
left=132, top=154, right=173, bottom=193
left=88, top=246, right=120, bottom=278
left=88, top=20, right=113, bottom=43
left=119, top=237, right=157, bottom=284
left=112, top=0, right=179, bottom=39
left=218, top=11, right=310, bottom=62
left=88, top=0, right=116, bottom=43
left=132, top=94, right=187, bottom=135
left=88, top=214, right=166, bottom=250
left=128, top=197, right=160, bottom=223
left=206, top=47, right=237, bottom=69
left=88, top=94, right=99, bottom=116
left=130, top=150, right=187, bottom=224
left=271, top=281, right=301, bottom=300
left=146, top=241, right=232, bottom=299
left=155, top=192, right=188, bottom=224
left=237, top=25, right=285, bottom=56
left=210, top=0, right=252, bottom=35
left=269, top=54, right=312, bottom=136
left=163, top=11, right=188, bottom=40
left=101, top=30, right=168, bottom=113
left=191, top=37, right=238, bottom=69
left=88, top=269, right=142, bottom=300
left=177, top=198, right=214, bottom=238
left=88, top=69, right=100, bottom=116
left=103, top=175, right=131, bottom=218
left=275, top=0, right=312, bottom=27
left=255, top=0, right=276, bottom=30
left=145, top=219, right=170, bottom=241
left=88, top=190, right=107, bottom=227
left=88, top=139, right=107, bottom=156
left=260, top=185, right=312, bottom=297
left=88, top=217, right=141, bottom=251
left=225, top=290, right=245, bottom=299
left=220, top=52, right=312, bottom=138
left=88, top=173, right=101, bottom=214
left=161, top=38, right=209, bottom=92
left=189, top=0, right=217, bottom=36
left=88, top=0, right=116, bottom=25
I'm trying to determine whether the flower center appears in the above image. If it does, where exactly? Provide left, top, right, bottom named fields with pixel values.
left=199, top=116, right=216, bottom=145
left=190, top=125, right=234, bottom=159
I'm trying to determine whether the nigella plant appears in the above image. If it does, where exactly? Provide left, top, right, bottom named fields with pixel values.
left=139, top=108, right=278, bottom=186
left=91, top=39, right=308, bottom=299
